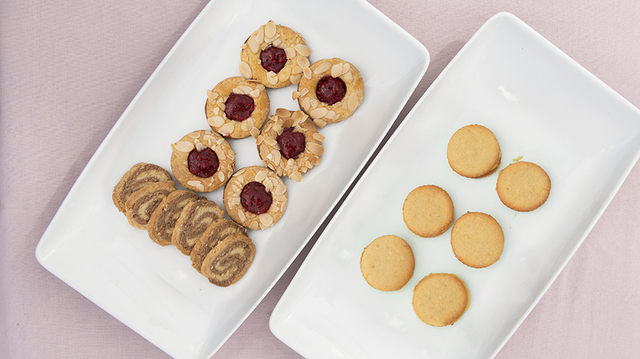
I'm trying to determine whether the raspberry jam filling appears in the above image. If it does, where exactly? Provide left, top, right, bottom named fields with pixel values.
left=277, top=128, right=306, bottom=160
left=225, top=93, right=255, bottom=122
left=316, top=75, right=347, bottom=105
left=240, top=181, right=272, bottom=215
left=260, top=45, right=287, bottom=74
left=188, top=148, right=219, bottom=178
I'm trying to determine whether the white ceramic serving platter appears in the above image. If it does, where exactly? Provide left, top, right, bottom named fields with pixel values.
left=34, top=0, right=429, bottom=358
left=270, top=12, right=640, bottom=359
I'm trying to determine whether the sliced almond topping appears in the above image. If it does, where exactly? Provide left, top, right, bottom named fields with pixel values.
left=275, top=108, right=290, bottom=117
left=256, top=26, right=265, bottom=44
left=249, top=88, right=261, bottom=98
left=264, top=177, right=274, bottom=192
left=271, top=149, right=282, bottom=165
left=301, top=97, right=311, bottom=112
left=275, top=182, right=286, bottom=196
left=218, top=149, right=226, bottom=161
left=247, top=35, right=260, bottom=53
left=255, top=169, right=268, bottom=182
left=250, top=127, right=260, bottom=138
left=348, top=92, right=360, bottom=111
left=264, top=20, right=277, bottom=38
left=189, top=132, right=201, bottom=139
left=259, top=213, right=273, bottom=227
left=283, top=118, right=294, bottom=128
left=307, top=142, right=324, bottom=156
left=217, top=171, right=225, bottom=182
left=238, top=210, right=246, bottom=222
left=206, top=90, right=219, bottom=103
left=292, top=91, right=300, bottom=100
left=297, top=55, right=310, bottom=68
left=342, top=63, right=351, bottom=74
left=195, top=142, right=207, bottom=152
left=263, top=136, right=277, bottom=148
left=292, top=110, right=304, bottom=123
left=314, top=119, right=327, bottom=128
left=240, top=121, right=249, bottom=131
left=239, top=62, right=252, bottom=79
left=290, top=73, right=302, bottom=85
left=285, top=47, right=297, bottom=59
left=310, top=99, right=319, bottom=109
left=236, top=85, right=253, bottom=94
left=273, top=38, right=282, bottom=47
left=267, top=71, right=278, bottom=85
left=278, top=66, right=291, bottom=82
left=219, top=123, right=235, bottom=136
left=291, top=65, right=303, bottom=75
left=203, top=134, right=215, bottom=144
left=259, top=144, right=270, bottom=159
left=314, top=61, right=331, bottom=75
left=207, top=116, right=225, bottom=128
left=343, top=71, right=353, bottom=83
left=173, top=141, right=194, bottom=153
left=331, top=63, right=343, bottom=78
left=312, top=133, right=325, bottom=141
left=291, top=171, right=303, bottom=182
left=303, top=67, right=312, bottom=80
left=187, top=180, right=202, bottom=187
left=310, top=107, right=328, bottom=119
left=325, top=111, right=337, bottom=120
left=295, top=44, right=311, bottom=57
left=273, top=193, right=287, bottom=202
left=300, top=88, right=309, bottom=97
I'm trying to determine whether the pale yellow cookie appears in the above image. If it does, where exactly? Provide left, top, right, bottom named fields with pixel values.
left=239, top=20, right=310, bottom=89
left=412, top=273, right=470, bottom=327
left=256, top=108, right=324, bottom=182
left=205, top=76, right=270, bottom=139
left=496, top=161, right=551, bottom=212
left=402, top=185, right=454, bottom=238
left=295, top=58, right=364, bottom=128
left=170, top=130, right=236, bottom=193
left=360, top=235, right=415, bottom=291
left=451, top=212, right=504, bottom=268
left=447, top=124, right=501, bottom=178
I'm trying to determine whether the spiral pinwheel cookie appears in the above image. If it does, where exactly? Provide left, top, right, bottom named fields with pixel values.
left=171, top=199, right=225, bottom=255
left=124, top=181, right=176, bottom=229
left=223, top=166, right=287, bottom=230
left=147, top=190, right=203, bottom=246
left=256, top=108, right=324, bottom=182
left=201, top=232, right=256, bottom=287
left=191, top=218, right=247, bottom=274
left=170, top=130, right=236, bottom=193
left=112, top=162, right=173, bottom=213
left=294, top=58, right=364, bottom=128
left=205, top=77, right=270, bottom=139
left=239, top=20, right=311, bottom=89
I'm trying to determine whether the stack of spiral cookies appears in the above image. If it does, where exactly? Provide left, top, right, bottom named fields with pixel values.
left=112, top=162, right=255, bottom=287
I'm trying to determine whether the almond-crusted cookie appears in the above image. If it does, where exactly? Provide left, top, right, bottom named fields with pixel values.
left=496, top=161, right=551, bottom=212
left=124, top=180, right=176, bottom=229
left=402, top=185, right=454, bottom=238
left=112, top=162, right=173, bottom=213
left=223, top=166, right=287, bottom=230
left=451, top=212, right=504, bottom=268
left=239, top=20, right=310, bottom=89
left=256, top=108, right=324, bottom=182
left=447, top=124, right=501, bottom=178
left=147, top=190, right=203, bottom=246
left=190, top=218, right=247, bottom=274
left=201, top=232, right=256, bottom=287
left=295, top=58, right=364, bottom=128
left=171, top=199, right=224, bottom=255
left=360, top=235, right=415, bottom=291
left=205, top=76, right=270, bottom=139
left=170, top=130, right=236, bottom=193
left=412, top=273, right=470, bottom=327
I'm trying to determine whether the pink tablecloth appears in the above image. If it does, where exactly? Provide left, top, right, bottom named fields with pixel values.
left=2, top=0, right=639, bottom=358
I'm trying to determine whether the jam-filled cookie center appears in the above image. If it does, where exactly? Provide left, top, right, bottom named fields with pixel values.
left=225, top=93, right=256, bottom=122
left=188, top=148, right=220, bottom=178
left=260, top=45, right=287, bottom=74
left=240, top=181, right=273, bottom=215
left=316, top=75, right=347, bottom=105
left=277, top=128, right=306, bottom=160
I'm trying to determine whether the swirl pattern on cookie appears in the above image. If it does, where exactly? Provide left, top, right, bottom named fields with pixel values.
left=240, top=20, right=310, bottom=89
left=147, top=190, right=203, bottom=246
left=171, top=199, right=225, bottom=255
left=201, top=232, right=256, bottom=287
left=190, top=218, right=248, bottom=273
left=124, top=181, right=176, bottom=229
left=256, top=108, right=324, bottom=182
left=112, top=163, right=172, bottom=213
left=295, top=58, right=364, bottom=128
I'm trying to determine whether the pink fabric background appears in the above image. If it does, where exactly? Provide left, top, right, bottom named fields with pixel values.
left=1, top=0, right=639, bottom=358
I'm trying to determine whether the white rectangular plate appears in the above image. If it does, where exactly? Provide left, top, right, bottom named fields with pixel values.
left=270, top=12, right=640, bottom=359
left=34, top=0, right=429, bottom=358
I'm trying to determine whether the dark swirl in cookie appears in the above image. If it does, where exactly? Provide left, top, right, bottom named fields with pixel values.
left=201, top=233, right=256, bottom=287
left=171, top=199, right=224, bottom=255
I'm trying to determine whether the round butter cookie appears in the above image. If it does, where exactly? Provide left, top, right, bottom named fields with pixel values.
left=112, top=162, right=172, bottom=213
left=170, top=130, right=236, bottom=193
left=239, top=20, right=310, bottom=89
left=360, top=235, right=415, bottom=291
left=295, top=58, right=364, bottom=128
left=223, top=166, right=287, bottom=230
left=496, top=161, right=551, bottom=212
left=402, top=185, right=454, bottom=238
left=256, top=108, right=324, bottom=182
left=412, top=273, right=470, bottom=327
left=447, top=124, right=501, bottom=178
left=205, top=76, right=270, bottom=139
left=451, top=212, right=504, bottom=268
